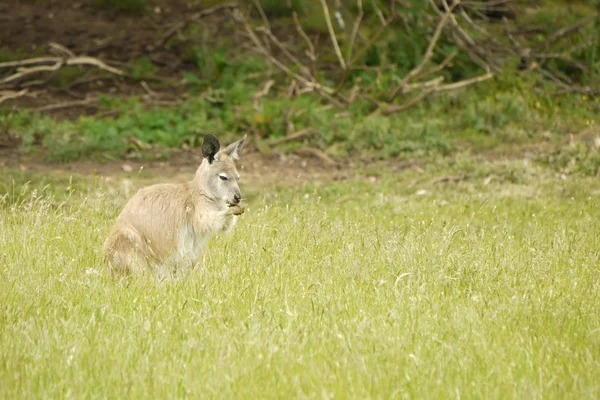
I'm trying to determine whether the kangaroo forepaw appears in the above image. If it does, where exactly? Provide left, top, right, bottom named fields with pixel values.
left=226, top=204, right=245, bottom=216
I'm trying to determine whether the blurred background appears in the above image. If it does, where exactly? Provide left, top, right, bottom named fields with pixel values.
left=0, top=0, right=599, bottom=175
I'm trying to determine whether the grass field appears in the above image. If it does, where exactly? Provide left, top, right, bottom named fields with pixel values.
left=1, top=158, right=599, bottom=399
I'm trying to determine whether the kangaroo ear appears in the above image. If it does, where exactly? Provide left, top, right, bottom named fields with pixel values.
left=223, top=134, right=247, bottom=161
left=202, top=134, right=221, bottom=164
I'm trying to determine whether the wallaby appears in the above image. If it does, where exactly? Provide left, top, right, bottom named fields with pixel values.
left=102, top=134, right=247, bottom=275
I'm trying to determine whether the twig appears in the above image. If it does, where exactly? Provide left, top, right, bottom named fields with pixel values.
left=402, top=76, right=444, bottom=92
left=319, top=0, right=347, bottom=70
left=34, top=97, right=98, bottom=112
left=292, top=12, right=317, bottom=76
left=196, top=2, right=237, bottom=17
left=1, top=62, right=64, bottom=84
left=380, top=70, right=494, bottom=116
left=0, top=52, right=125, bottom=86
left=0, top=57, right=63, bottom=68
left=233, top=8, right=343, bottom=109
left=256, top=27, right=310, bottom=78
left=155, top=2, right=238, bottom=48
left=381, top=89, right=435, bottom=115
left=541, top=13, right=598, bottom=51
left=435, top=0, right=501, bottom=73
left=49, top=42, right=76, bottom=58
left=295, top=147, right=336, bottom=165
left=346, top=0, right=364, bottom=63
left=254, top=79, right=275, bottom=99
left=370, top=0, right=388, bottom=26
left=415, top=50, right=458, bottom=81
left=66, top=56, right=125, bottom=76
left=435, top=71, right=493, bottom=91
left=252, top=0, right=271, bottom=30
left=389, top=3, right=456, bottom=101
left=349, top=22, right=392, bottom=66
left=0, top=89, right=28, bottom=104
left=141, top=81, right=158, bottom=97
left=267, top=128, right=312, bottom=146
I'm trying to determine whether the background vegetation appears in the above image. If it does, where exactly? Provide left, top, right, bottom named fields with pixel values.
left=0, top=0, right=598, bottom=174
left=1, top=2, right=600, bottom=398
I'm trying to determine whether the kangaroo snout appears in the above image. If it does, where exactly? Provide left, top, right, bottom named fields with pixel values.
left=231, top=193, right=242, bottom=205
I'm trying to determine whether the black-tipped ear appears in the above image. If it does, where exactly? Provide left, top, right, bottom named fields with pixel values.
left=223, top=134, right=247, bottom=161
left=202, top=134, right=221, bottom=164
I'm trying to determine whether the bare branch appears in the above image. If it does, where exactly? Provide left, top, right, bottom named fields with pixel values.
left=267, top=128, right=312, bottom=146
left=252, top=0, right=271, bottom=30
left=232, top=8, right=344, bottom=109
left=256, top=27, right=310, bottom=78
left=370, top=0, right=387, bottom=26
left=381, top=71, right=494, bottom=116
left=295, top=147, right=336, bottom=165
left=292, top=12, right=317, bottom=76
left=0, top=89, right=28, bottom=104
left=541, top=13, right=598, bottom=51
left=319, top=0, right=347, bottom=70
left=416, top=50, right=458, bottom=81
left=346, top=0, right=364, bottom=63
left=389, top=3, right=456, bottom=101
left=34, top=97, right=99, bottom=112
left=436, top=71, right=493, bottom=91
left=49, top=42, right=76, bottom=58
left=381, top=89, right=435, bottom=115
left=0, top=47, right=125, bottom=88
left=1, top=62, right=64, bottom=84
left=0, top=57, right=62, bottom=68
left=66, top=56, right=125, bottom=76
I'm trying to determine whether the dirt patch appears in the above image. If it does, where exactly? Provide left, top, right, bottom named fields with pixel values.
left=0, top=146, right=418, bottom=189
left=1, top=0, right=238, bottom=114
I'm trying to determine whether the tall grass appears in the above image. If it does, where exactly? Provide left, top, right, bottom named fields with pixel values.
left=1, top=162, right=599, bottom=398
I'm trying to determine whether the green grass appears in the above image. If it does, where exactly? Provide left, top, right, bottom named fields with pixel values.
left=2, top=74, right=599, bottom=166
left=1, top=160, right=599, bottom=398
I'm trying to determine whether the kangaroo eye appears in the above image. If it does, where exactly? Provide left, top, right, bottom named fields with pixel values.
left=218, top=174, right=228, bottom=181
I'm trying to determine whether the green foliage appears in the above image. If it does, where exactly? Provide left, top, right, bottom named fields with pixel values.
left=539, top=136, right=600, bottom=176
left=129, top=57, right=158, bottom=80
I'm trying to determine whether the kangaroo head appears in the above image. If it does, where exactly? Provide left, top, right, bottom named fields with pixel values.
left=195, top=134, right=246, bottom=206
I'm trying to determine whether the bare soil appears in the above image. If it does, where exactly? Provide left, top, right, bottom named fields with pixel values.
left=1, top=0, right=238, bottom=114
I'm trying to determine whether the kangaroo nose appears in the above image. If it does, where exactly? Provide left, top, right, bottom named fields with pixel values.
left=233, top=193, right=241, bottom=205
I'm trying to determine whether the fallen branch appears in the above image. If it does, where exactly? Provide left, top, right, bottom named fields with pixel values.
left=295, top=147, right=336, bottom=165
left=436, top=71, right=493, bottom=90
left=379, top=70, right=494, bottom=116
left=155, top=2, right=238, bottom=48
left=541, top=13, right=599, bottom=51
left=319, top=0, right=347, bottom=70
left=0, top=89, right=28, bottom=104
left=0, top=57, right=64, bottom=68
left=0, top=45, right=126, bottom=88
left=389, top=2, right=457, bottom=101
left=141, top=81, right=158, bottom=98
left=34, top=97, right=98, bottom=112
left=267, top=129, right=312, bottom=146
left=233, top=8, right=346, bottom=109
left=293, top=12, right=317, bottom=77
left=1, top=62, right=64, bottom=84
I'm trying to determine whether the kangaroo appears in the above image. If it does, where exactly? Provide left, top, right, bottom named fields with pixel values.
left=102, top=134, right=247, bottom=276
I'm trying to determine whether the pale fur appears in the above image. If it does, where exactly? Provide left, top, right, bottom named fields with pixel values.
left=102, top=135, right=246, bottom=276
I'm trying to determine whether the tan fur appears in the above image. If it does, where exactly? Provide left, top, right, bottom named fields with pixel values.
left=102, top=135, right=246, bottom=276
